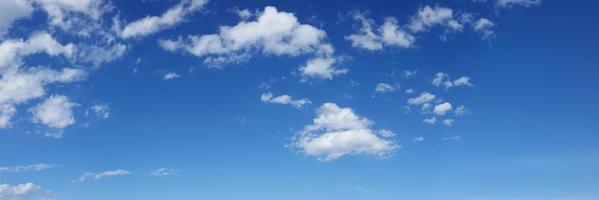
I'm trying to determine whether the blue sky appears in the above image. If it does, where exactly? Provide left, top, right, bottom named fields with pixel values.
left=1, top=0, right=598, bottom=199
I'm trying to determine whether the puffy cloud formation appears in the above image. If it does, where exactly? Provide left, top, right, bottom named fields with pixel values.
left=120, top=0, right=208, bottom=39
left=0, top=182, right=39, bottom=200
left=432, top=72, right=473, bottom=89
left=375, top=83, right=396, bottom=93
left=443, top=119, right=455, bottom=126
left=455, top=105, right=470, bottom=116
left=473, top=18, right=495, bottom=39
left=408, top=92, right=436, bottom=105
left=0, top=0, right=33, bottom=36
left=408, top=5, right=462, bottom=33
left=261, top=92, right=311, bottom=109
left=423, top=117, right=437, bottom=124
left=345, top=13, right=415, bottom=50
left=0, top=32, right=85, bottom=129
left=76, top=169, right=131, bottom=183
left=35, top=0, right=110, bottom=31
left=159, top=6, right=345, bottom=80
left=162, top=72, right=180, bottom=80
left=292, top=103, right=397, bottom=161
left=30, top=95, right=77, bottom=131
left=90, top=104, right=110, bottom=119
left=433, top=102, right=453, bottom=116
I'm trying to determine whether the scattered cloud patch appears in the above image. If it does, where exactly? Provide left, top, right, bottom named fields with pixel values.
left=292, top=103, right=397, bottom=161
left=443, top=136, right=462, bottom=141
left=408, top=5, right=462, bottom=33
left=260, top=92, right=311, bottom=109
left=432, top=72, right=473, bottom=89
left=408, top=92, right=436, bottom=105
left=163, top=72, right=181, bottom=80
left=413, top=136, right=424, bottom=142
left=345, top=13, right=415, bottom=50
left=423, top=117, right=437, bottom=124
left=496, top=0, right=542, bottom=8
left=120, top=0, right=208, bottom=39
left=443, top=119, right=455, bottom=126
left=90, top=104, right=110, bottom=119
left=375, top=83, right=396, bottom=93
left=150, top=168, right=178, bottom=176
left=433, top=102, right=453, bottom=116
left=30, top=95, right=77, bottom=133
left=0, top=163, right=55, bottom=173
left=76, top=169, right=131, bottom=183
left=0, top=182, right=39, bottom=200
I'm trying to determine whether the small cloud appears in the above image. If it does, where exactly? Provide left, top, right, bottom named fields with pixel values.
left=260, top=92, right=311, bottom=109
left=423, top=117, right=437, bottom=124
left=150, top=168, right=179, bottom=176
left=375, top=83, right=396, bottom=93
left=443, top=136, right=462, bottom=141
left=90, top=104, right=110, bottom=119
left=75, top=169, right=130, bottom=183
left=413, top=136, right=424, bottom=142
left=0, top=163, right=56, bottom=173
left=433, top=102, right=453, bottom=116
left=455, top=105, right=470, bottom=116
left=443, top=119, right=455, bottom=126
left=163, top=72, right=180, bottom=80
left=402, top=70, right=417, bottom=79
left=408, top=92, right=436, bottom=105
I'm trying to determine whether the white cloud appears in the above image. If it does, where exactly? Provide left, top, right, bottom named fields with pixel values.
left=377, top=129, right=396, bottom=138
left=0, top=163, right=55, bottom=173
left=496, top=0, right=541, bottom=8
left=432, top=72, right=473, bottom=89
left=76, top=169, right=130, bottom=183
left=375, top=83, right=395, bottom=93
left=455, top=105, right=470, bottom=116
left=407, top=92, right=436, bottom=105
left=90, top=104, right=110, bottom=119
left=0, top=0, right=33, bottom=36
left=443, top=119, right=455, bottom=126
left=405, top=88, right=414, bottom=94
left=159, top=6, right=344, bottom=80
left=423, top=117, right=436, bottom=124
left=35, top=0, right=110, bottom=31
left=163, top=72, right=180, bottom=80
left=292, top=103, right=397, bottom=161
left=0, top=182, right=39, bottom=200
left=413, top=136, right=424, bottom=142
left=345, top=13, right=414, bottom=50
left=0, top=104, right=16, bottom=128
left=433, top=102, right=453, bottom=116
left=473, top=18, right=495, bottom=40
left=150, top=168, right=178, bottom=176
left=408, top=5, right=462, bottom=33
left=120, top=0, right=208, bottom=39
left=30, top=95, right=76, bottom=130
left=298, top=57, right=347, bottom=80
left=443, top=136, right=461, bottom=141
left=260, top=92, right=311, bottom=109
left=402, top=70, right=417, bottom=79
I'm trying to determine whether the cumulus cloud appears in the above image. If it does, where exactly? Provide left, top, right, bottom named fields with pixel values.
left=0, top=163, right=55, bottom=173
left=150, top=168, right=178, bottom=176
left=443, top=119, right=455, bottom=126
left=433, top=102, right=453, bottom=116
left=432, top=72, right=473, bottom=89
left=455, top=105, right=470, bottom=116
left=408, top=5, right=462, bottom=33
left=35, top=0, right=111, bottom=31
left=162, top=72, right=180, bottom=80
left=473, top=18, right=495, bottom=40
left=120, top=0, right=208, bottom=39
left=345, top=13, right=415, bottom=50
left=260, top=92, right=311, bottom=109
left=0, top=182, right=39, bottom=200
left=0, top=0, right=33, bottom=36
left=159, top=6, right=345, bottom=80
left=408, top=92, right=436, bottom=105
left=423, top=117, right=436, bottom=124
left=375, top=83, right=396, bottom=93
left=76, top=169, right=130, bottom=183
left=30, top=95, right=77, bottom=131
left=413, top=136, right=424, bottom=142
left=292, top=103, right=397, bottom=161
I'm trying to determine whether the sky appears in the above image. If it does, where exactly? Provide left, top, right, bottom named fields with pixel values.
left=0, top=0, right=598, bottom=199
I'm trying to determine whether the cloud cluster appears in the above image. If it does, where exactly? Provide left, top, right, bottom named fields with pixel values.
left=345, top=13, right=415, bottom=50
left=30, top=95, right=77, bottom=132
left=432, top=72, right=473, bottom=89
left=160, top=6, right=345, bottom=80
left=0, top=163, right=55, bottom=173
left=0, top=182, right=39, bottom=200
left=375, top=83, right=396, bottom=93
left=120, top=0, right=208, bottom=39
left=261, top=92, right=311, bottom=109
left=292, top=103, right=397, bottom=161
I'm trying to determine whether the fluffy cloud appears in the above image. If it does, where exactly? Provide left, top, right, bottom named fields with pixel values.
left=261, top=92, right=311, bottom=109
left=473, top=18, right=495, bottom=40
left=150, top=168, right=178, bottom=176
left=35, top=0, right=110, bottom=31
left=413, top=136, right=424, bottom=142
left=345, top=13, right=415, bottom=50
left=423, top=117, right=436, bottom=124
left=159, top=6, right=345, bottom=80
left=455, top=105, right=470, bottom=116
left=433, top=102, right=453, bottom=116
left=407, top=92, right=436, bottom=105
left=375, top=83, right=396, bottom=93
left=496, top=0, right=541, bottom=8
left=30, top=95, right=77, bottom=131
left=0, top=0, right=33, bottom=36
left=0, top=163, right=55, bottom=173
left=408, top=5, right=462, bottom=33
left=120, top=0, right=208, bottom=39
left=432, top=72, right=473, bottom=89
left=90, top=104, right=110, bottom=119
left=443, top=119, right=455, bottom=126
left=163, top=72, right=180, bottom=80
left=0, top=32, right=85, bottom=129
left=0, top=182, right=39, bottom=200
left=76, top=169, right=130, bottom=183
left=292, top=103, right=397, bottom=161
